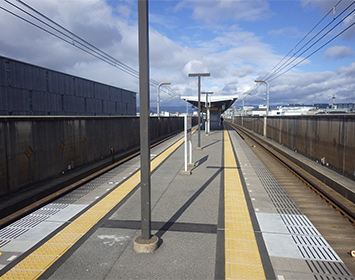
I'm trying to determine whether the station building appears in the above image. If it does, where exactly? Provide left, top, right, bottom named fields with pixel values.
left=0, top=56, right=136, bottom=116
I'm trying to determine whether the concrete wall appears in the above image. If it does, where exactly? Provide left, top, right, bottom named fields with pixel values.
left=233, top=115, right=355, bottom=179
left=0, top=116, right=185, bottom=197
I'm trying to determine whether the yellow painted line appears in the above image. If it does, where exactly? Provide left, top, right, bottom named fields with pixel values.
left=224, top=129, right=266, bottom=280
left=1, top=130, right=193, bottom=280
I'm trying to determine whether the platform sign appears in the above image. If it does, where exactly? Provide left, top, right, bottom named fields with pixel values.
left=184, top=115, right=192, bottom=172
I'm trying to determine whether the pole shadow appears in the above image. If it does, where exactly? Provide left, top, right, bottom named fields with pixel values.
left=155, top=167, right=222, bottom=239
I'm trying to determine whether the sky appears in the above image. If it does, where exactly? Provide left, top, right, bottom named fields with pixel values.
left=0, top=0, right=354, bottom=110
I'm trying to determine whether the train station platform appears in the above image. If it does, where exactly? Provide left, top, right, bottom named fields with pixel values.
left=0, top=125, right=354, bottom=279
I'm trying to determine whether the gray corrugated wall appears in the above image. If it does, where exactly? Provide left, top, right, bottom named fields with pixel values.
left=0, top=116, right=185, bottom=197
left=0, top=56, right=136, bottom=116
left=233, top=115, right=355, bottom=179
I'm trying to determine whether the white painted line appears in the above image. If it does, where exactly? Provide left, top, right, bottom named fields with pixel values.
left=7, top=255, right=17, bottom=261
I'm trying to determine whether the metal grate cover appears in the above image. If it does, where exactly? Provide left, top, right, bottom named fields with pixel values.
left=280, top=214, right=341, bottom=262
left=0, top=203, right=69, bottom=242
left=0, top=227, right=29, bottom=240
left=0, top=239, right=10, bottom=248
left=299, top=245, right=341, bottom=262
left=306, top=260, right=353, bottom=279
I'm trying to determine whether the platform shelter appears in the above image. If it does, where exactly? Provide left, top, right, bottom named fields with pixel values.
left=181, top=95, right=238, bottom=130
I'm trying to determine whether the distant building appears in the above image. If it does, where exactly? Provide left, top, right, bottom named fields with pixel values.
left=0, top=56, right=136, bottom=116
left=225, top=103, right=355, bottom=117
left=314, top=103, right=330, bottom=109
left=270, top=105, right=317, bottom=116
left=333, top=103, right=355, bottom=111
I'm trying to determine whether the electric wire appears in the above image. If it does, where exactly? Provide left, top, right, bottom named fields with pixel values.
left=13, top=0, right=147, bottom=83
left=1, top=0, right=180, bottom=98
left=1, top=2, right=141, bottom=80
left=269, top=18, right=355, bottom=82
left=266, top=1, right=355, bottom=82
left=263, top=0, right=355, bottom=82
left=4, top=0, right=150, bottom=83
left=262, top=0, right=343, bottom=82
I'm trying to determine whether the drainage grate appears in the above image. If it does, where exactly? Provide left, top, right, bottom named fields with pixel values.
left=306, top=260, right=353, bottom=279
left=292, top=235, right=328, bottom=247
left=279, top=214, right=340, bottom=262
left=0, top=203, right=69, bottom=241
left=55, top=197, right=79, bottom=204
left=281, top=214, right=313, bottom=227
left=0, top=227, right=29, bottom=240
left=299, top=245, right=341, bottom=262
left=10, top=218, right=43, bottom=229
left=29, top=209, right=58, bottom=218
left=281, top=215, right=320, bottom=236
left=0, top=239, right=10, bottom=248
left=286, top=225, right=320, bottom=236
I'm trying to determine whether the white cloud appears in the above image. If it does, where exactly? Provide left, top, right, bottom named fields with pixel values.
left=262, top=64, right=355, bottom=105
left=182, top=60, right=209, bottom=76
left=0, top=0, right=354, bottom=110
left=324, top=46, right=354, bottom=60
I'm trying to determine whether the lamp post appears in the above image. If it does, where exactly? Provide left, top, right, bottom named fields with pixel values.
left=201, top=92, right=213, bottom=135
left=254, top=79, right=269, bottom=137
left=188, top=73, right=210, bottom=149
left=157, top=82, right=171, bottom=118
left=254, top=80, right=269, bottom=116
left=134, top=0, right=159, bottom=253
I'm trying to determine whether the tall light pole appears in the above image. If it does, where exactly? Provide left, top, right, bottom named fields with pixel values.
left=134, top=0, right=159, bottom=253
left=254, top=79, right=269, bottom=137
left=188, top=73, right=210, bottom=149
left=157, top=82, right=171, bottom=118
left=254, top=80, right=269, bottom=116
left=201, top=91, right=213, bottom=135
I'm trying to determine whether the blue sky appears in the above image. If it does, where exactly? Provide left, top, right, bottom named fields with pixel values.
left=1, top=0, right=354, bottom=110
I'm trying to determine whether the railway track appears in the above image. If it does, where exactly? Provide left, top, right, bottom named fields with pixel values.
left=227, top=122, right=355, bottom=274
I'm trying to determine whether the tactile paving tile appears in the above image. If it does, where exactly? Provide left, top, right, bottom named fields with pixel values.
left=224, top=130, right=266, bottom=280
left=0, top=270, right=42, bottom=280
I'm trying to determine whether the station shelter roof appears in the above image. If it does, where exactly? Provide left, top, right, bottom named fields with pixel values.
left=181, top=95, right=238, bottom=113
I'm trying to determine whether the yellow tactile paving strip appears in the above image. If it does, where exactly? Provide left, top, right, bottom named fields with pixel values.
left=224, top=129, right=266, bottom=280
left=1, top=131, right=190, bottom=280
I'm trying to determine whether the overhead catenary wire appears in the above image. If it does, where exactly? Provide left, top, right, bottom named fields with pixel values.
left=262, top=0, right=343, bottom=82
left=10, top=0, right=144, bottom=82
left=262, top=0, right=355, bottom=82
left=0, top=3, right=141, bottom=81
left=0, top=6, right=129, bottom=74
left=2, top=0, right=142, bottom=81
left=268, top=18, right=355, bottom=82
left=266, top=2, right=355, bottom=81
